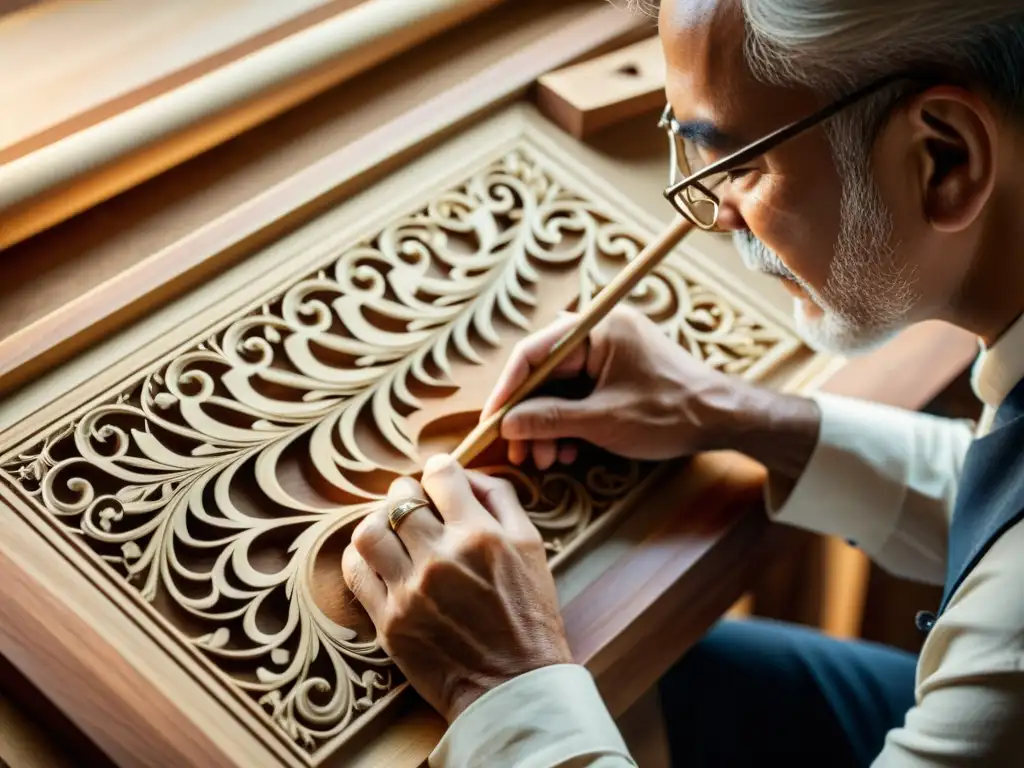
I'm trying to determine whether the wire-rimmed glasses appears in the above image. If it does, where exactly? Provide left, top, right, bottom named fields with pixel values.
left=659, top=73, right=915, bottom=230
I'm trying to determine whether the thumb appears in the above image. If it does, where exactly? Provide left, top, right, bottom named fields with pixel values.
left=501, top=395, right=610, bottom=442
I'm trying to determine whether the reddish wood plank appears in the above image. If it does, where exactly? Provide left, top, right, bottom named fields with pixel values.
left=820, top=320, right=977, bottom=408
left=566, top=451, right=777, bottom=717
left=0, top=548, right=236, bottom=768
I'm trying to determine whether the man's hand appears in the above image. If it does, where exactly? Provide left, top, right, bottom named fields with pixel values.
left=483, top=305, right=744, bottom=468
left=483, top=305, right=821, bottom=479
left=341, top=454, right=571, bottom=724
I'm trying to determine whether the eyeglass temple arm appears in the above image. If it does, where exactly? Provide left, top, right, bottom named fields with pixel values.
left=672, top=72, right=910, bottom=192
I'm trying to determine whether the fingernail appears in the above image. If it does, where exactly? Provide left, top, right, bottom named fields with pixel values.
left=391, top=476, right=421, bottom=496
left=423, top=453, right=457, bottom=475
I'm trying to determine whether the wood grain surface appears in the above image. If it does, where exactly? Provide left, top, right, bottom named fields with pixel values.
left=0, top=0, right=338, bottom=157
left=0, top=98, right=808, bottom=766
left=0, top=548, right=238, bottom=768
left=0, top=654, right=114, bottom=768
left=0, top=322, right=978, bottom=768
left=0, top=0, right=505, bottom=249
left=0, top=1, right=646, bottom=395
left=537, top=36, right=667, bottom=138
left=0, top=3, right=981, bottom=763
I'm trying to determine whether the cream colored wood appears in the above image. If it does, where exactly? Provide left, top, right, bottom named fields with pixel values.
left=0, top=104, right=810, bottom=765
left=0, top=0, right=504, bottom=250
left=0, top=0, right=333, bottom=151
left=529, top=113, right=801, bottom=325
left=453, top=214, right=696, bottom=466
left=779, top=353, right=851, bottom=395
left=0, top=487, right=294, bottom=767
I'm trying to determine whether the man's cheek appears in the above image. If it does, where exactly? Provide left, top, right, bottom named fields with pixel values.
left=775, top=245, right=830, bottom=296
left=750, top=199, right=838, bottom=290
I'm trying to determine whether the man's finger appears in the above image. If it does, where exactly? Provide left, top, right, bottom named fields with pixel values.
left=466, top=471, right=540, bottom=543
left=501, top=394, right=609, bottom=442
left=421, top=454, right=493, bottom=525
left=341, top=545, right=387, bottom=625
left=508, top=439, right=529, bottom=466
left=387, top=476, right=443, bottom=562
left=558, top=441, right=578, bottom=465
left=532, top=439, right=558, bottom=471
left=351, top=507, right=412, bottom=587
left=481, top=314, right=586, bottom=421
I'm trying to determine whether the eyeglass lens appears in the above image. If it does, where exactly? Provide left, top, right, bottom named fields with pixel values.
left=667, top=132, right=723, bottom=226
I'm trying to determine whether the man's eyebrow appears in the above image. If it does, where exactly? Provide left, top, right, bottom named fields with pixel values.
left=671, top=119, right=744, bottom=152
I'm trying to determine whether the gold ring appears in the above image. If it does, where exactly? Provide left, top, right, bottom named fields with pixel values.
left=388, top=498, right=431, bottom=532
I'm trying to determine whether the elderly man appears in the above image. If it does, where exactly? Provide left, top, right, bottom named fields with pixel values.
left=341, top=0, right=1024, bottom=765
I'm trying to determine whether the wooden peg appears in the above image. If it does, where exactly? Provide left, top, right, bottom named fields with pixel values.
left=536, top=36, right=666, bottom=139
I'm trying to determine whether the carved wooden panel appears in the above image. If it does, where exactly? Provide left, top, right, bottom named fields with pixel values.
left=0, top=106, right=801, bottom=765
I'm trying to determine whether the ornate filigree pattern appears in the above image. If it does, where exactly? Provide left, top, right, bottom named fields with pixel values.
left=0, top=141, right=797, bottom=763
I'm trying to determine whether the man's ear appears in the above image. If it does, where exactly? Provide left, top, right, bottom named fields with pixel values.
left=905, top=86, right=997, bottom=233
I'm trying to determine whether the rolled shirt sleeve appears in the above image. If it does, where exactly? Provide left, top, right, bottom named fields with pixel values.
left=766, top=393, right=975, bottom=585
left=429, top=664, right=636, bottom=768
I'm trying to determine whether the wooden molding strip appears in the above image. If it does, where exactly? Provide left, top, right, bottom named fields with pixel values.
left=0, top=0, right=357, bottom=164
left=0, top=547, right=241, bottom=768
left=0, top=0, right=505, bottom=250
left=0, top=4, right=644, bottom=395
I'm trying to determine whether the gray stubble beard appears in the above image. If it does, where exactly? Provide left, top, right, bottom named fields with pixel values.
left=732, top=115, right=920, bottom=356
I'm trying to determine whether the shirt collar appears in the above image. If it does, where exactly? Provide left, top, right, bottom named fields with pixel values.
left=972, top=312, right=1024, bottom=409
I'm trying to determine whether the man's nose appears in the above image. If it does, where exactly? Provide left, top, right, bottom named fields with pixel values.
left=711, top=198, right=746, bottom=232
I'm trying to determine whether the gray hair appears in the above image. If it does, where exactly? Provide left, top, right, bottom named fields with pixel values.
left=623, top=1, right=1024, bottom=140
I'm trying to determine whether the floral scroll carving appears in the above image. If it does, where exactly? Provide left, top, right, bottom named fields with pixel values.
left=1, top=141, right=798, bottom=762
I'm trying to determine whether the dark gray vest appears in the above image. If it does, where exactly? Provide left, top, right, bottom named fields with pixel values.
left=937, top=377, right=1024, bottom=617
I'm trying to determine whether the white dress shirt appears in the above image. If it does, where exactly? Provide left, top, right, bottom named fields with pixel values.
left=430, top=313, right=1024, bottom=767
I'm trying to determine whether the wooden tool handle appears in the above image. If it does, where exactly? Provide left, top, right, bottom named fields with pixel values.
left=452, top=214, right=694, bottom=466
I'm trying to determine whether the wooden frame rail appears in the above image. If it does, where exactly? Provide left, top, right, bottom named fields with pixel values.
left=0, top=0, right=510, bottom=250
